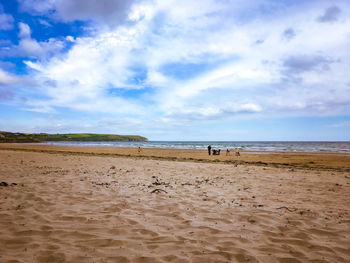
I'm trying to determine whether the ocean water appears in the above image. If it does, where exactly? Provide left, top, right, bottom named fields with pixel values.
left=39, top=141, right=350, bottom=153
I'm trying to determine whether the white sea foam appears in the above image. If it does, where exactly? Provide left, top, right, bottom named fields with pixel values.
left=37, top=141, right=350, bottom=153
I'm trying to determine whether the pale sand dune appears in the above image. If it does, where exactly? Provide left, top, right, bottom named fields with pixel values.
left=0, top=148, right=350, bottom=262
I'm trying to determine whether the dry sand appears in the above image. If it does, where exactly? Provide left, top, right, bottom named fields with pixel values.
left=0, top=145, right=350, bottom=262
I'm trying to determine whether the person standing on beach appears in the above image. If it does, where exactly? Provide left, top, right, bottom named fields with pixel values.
left=208, top=145, right=212, bottom=155
left=235, top=148, right=240, bottom=156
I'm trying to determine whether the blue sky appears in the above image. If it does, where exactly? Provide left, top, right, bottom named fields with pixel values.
left=1, top=0, right=350, bottom=141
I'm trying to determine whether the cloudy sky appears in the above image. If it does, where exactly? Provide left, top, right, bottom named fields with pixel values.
left=1, top=0, right=350, bottom=140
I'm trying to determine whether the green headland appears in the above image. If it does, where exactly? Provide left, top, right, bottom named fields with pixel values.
left=0, top=131, right=148, bottom=143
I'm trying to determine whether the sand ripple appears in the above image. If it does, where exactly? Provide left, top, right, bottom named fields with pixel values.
left=1, top=150, right=349, bottom=262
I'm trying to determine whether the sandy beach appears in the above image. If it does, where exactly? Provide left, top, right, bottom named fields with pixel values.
left=1, top=145, right=350, bottom=262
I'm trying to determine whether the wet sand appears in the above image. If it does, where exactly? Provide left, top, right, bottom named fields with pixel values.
left=1, top=143, right=350, bottom=172
left=0, top=145, right=350, bottom=262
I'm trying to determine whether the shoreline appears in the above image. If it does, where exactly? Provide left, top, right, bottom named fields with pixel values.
left=1, top=143, right=350, bottom=172
left=15, top=141, right=350, bottom=154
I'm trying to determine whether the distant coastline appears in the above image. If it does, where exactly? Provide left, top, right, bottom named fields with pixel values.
left=0, top=131, right=148, bottom=143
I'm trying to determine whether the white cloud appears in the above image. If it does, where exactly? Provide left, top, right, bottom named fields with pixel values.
left=0, top=68, right=20, bottom=85
left=19, top=0, right=140, bottom=27
left=1, top=23, right=66, bottom=59
left=65, top=35, right=74, bottom=42
left=0, top=68, right=28, bottom=102
left=18, top=22, right=31, bottom=38
left=0, top=13, right=14, bottom=30
left=38, top=19, right=52, bottom=27
left=164, top=102, right=262, bottom=123
left=329, top=121, right=350, bottom=128
left=24, top=105, right=56, bottom=114
left=19, top=37, right=65, bottom=58
left=11, top=0, right=350, bottom=128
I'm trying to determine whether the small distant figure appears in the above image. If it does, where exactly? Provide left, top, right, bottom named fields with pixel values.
left=208, top=145, right=212, bottom=155
left=138, top=147, right=142, bottom=153
left=235, top=148, right=240, bottom=156
left=213, top=149, right=221, bottom=155
left=226, top=149, right=230, bottom=156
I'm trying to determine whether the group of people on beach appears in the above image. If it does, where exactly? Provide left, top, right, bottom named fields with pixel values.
left=137, top=145, right=240, bottom=156
left=207, top=145, right=240, bottom=156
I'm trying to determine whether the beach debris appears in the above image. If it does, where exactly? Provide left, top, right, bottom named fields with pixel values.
left=151, top=176, right=170, bottom=187
left=93, top=182, right=111, bottom=187
left=150, top=188, right=167, bottom=194
left=0, top=182, right=16, bottom=187
left=248, top=217, right=256, bottom=223
left=110, top=166, right=116, bottom=169
left=195, top=178, right=209, bottom=185
left=16, top=204, right=24, bottom=210
left=108, top=169, right=116, bottom=176
left=276, top=206, right=297, bottom=212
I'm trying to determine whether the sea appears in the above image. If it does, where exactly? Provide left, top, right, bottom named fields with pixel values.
left=39, top=141, right=350, bottom=153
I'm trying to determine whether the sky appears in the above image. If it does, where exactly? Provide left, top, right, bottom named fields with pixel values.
left=0, top=0, right=350, bottom=141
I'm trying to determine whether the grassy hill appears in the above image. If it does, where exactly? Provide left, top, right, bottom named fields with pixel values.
left=0, top=131, right=148, bottom=143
